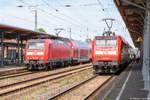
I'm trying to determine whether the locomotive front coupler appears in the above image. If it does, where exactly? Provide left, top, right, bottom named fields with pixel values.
left=103, top=62, right=109, bottom=68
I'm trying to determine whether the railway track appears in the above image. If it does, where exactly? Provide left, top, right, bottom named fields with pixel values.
left=0, top=65, right=92, bottom=97
left=0, top=68, right=27, bottom=77
left=0, top=64, right=92, bottom=87
left=47, top=75, right=114, bottom=100
left=0, top=66, right=26, bottom=73
left=83, top=76, right=115, bottom=100
left=0, top=64, right=91, bottom=80
left=0, top=70, right=36, bottom=80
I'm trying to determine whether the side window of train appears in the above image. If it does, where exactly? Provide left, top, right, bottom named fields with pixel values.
left=52, top=40, right=56, bottom=44
left=56, top=40, right=58, bottom=44
left=57, top=40, right=65, bottom=46
left=60, top=40, right=63, bottom=45
left=63, top=41, right=68, bottom=46
left=58, top=40, right=63, bottom=45
left=51, top=40, right=54, bottom=44
left=59, top=40, right=67, bottom=46
left=53, top=40, right=59, bottom=45
left=62, top=41, right=65, bottom=46
left=56, top=40, right=60, bottom=45
left=57, top=40, right=60, bottom=45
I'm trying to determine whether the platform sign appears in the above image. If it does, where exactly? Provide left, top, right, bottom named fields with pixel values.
left=136, top=37, right=143, bottom=42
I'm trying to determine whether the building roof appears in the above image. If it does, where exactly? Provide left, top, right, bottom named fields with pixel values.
left=0, top=24, right=63, bottom=40
left=114, top=0, right=146, bottom=47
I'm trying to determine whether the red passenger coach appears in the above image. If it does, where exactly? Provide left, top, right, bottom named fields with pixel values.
left=70, top=40, right=91, bottom=64
left=76, top=41, right=91, bottom=63
left=92, top=35, right=130, bottom=74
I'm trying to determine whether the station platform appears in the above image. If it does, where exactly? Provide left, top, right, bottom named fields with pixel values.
left=96, top=61, right=149, bottom=100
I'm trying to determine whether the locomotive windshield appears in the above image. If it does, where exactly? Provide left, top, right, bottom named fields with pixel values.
left=28, top=40, right=45, bottom=49
left=95, top=37, right=117, bottom=47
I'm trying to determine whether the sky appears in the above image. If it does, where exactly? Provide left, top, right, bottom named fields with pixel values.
left=0, top=0, right=135, bottom=48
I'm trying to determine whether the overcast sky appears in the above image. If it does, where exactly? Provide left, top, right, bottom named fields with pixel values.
left=0, top=0, right=135, bottom=48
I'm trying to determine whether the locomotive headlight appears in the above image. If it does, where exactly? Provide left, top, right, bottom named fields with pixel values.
left=95, top=51, right=103, bottom=54
left=37, top=52, right=44, bottom=55
left=26, top=52, right=33, bottom=55
left=108, top=51, right=117, bottom=55
left=95, top=51, right=117, bottom=55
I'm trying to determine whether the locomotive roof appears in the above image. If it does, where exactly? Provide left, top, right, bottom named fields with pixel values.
left=94, top=35, right=131, bottom=47
left=94, top=35, right=121, bottom=39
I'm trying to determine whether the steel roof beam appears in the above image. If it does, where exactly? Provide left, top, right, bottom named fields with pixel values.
left=120, top=4, right=145, bottom=9
left=121, top=0, right=146, bottom=10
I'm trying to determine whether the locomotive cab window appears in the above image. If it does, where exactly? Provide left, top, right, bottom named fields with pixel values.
left=28, top=40, right=45, bottom=50
left=95, top=37, right=117, bottom=47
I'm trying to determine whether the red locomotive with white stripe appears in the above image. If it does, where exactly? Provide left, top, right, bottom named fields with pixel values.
left=25, top=38, right=91, bottom=70
left=92, top=35, right=130, bottom=74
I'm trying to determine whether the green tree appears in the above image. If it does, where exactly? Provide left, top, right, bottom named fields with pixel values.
left=86, top=38, right=91, bottom=43
left=38, top=28, right=46, bottom=33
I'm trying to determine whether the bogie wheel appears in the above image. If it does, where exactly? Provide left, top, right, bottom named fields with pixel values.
left=44, top=64, right=48, bottom=71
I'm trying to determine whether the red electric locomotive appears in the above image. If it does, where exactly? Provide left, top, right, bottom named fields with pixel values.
left=92, top=34, right=130, bottom=74
left=25, top=39, right=71, bottom=70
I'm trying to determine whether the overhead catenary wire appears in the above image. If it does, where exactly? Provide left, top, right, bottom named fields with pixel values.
left=17, top=0, right=107, bottom=39
left=96, top=0, right=126, bottom=35
left=97, top=0, right=105, bottom=11
left=0, top=0, right=66, bottom=29
left=41, top=0, right=99, bottom=39
left=97, top=0, right=135, bottom=47
left=54, top=0, right=100, bottom=31
left=106, top=0, right=134, bottom=43
left=16, top=0, right=70, bottom=25
left=16, top=0, right=87, bottom=28
left=38, top=8, right=82, bottom=28
left=0, top=7, right=72, bottom=32
left=41, top=0, right=87, bottom=27
left=96, top=0, right=121, bottom=30
left=95, top=0, right=113, bottom=35
left=15, top=0, right=132, bottom=41
left=103, top=0, right=126, bottom=33
left=0, top=10, right=54, bottom=29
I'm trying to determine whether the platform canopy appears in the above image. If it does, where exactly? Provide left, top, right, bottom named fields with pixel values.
left=0, top=24, right=65, bottom=40
left=114, top=0, right=146, bottom=47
